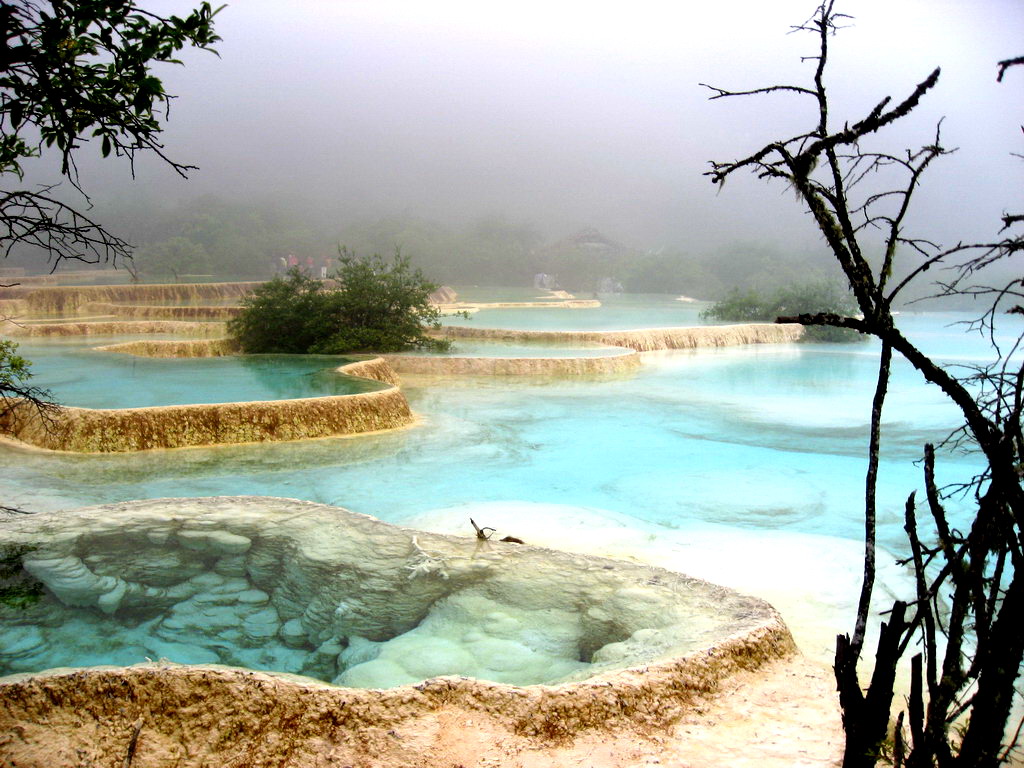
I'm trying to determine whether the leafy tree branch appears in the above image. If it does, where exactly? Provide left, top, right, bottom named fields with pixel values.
left=1, top=0, right=221, bottom=269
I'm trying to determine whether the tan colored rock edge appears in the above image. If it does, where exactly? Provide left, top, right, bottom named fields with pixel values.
left=94, top=338, right=639, bottom=378
left=0, top=281, right=259, bottom=314
left=0, top=299, right=28, bottom=316
left=385, top=349, right=641, bottom=376
left=436, top=299, right=602, bottom=311
left=95, top=337, right=241, bottom=358
left=81, top=302, right=243, bottom=320
left=0, top=624, right=793, bottom=767
left=0, top=496, right=797, bottom=766
left=428, top=285, right=458, bottom=304
left=439, top=322, right=806, bottom=351
left=0, top=358, right=410, bottom=452
left=338, top=356, right=403, bottom=387
left=0, top=268, right=121, bottom=286
left=1, top=319, right=227, bottom=337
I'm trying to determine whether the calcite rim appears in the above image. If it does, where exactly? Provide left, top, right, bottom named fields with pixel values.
left=0, top=359, right=412, bottom=453
left=0, top=616, right=793, bottom=739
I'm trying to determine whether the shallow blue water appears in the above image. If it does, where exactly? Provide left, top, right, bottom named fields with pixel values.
left=13, top=339, right=381, bottom=408
left=1, top=295, right=1016, bottom=673
left=440, top=292, right=710, bottom=330
left=409, top=340, right=628, bottom=358
left=2, top=305, right=1009, bottom=555
left=444, top=286, right=574, bottom=302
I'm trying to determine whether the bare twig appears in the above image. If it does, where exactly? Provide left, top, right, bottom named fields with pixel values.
left=123, top=717, right=144, bottom=768
left=469, top=518, right=495, bottom=540
left=997, top=56, right=1024, bottom=82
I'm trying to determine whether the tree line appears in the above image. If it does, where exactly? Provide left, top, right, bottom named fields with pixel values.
left=8, top=191, right=850, bottom=297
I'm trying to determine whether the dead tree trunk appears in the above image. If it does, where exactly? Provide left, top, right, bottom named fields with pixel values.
left=705, top=2, right=1024, bottom=764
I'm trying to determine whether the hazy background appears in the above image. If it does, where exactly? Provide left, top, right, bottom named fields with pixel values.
left=10, top=0, right=1024, bottom=293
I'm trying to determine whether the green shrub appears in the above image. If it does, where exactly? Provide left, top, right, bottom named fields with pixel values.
left=228, top=250, right=452, bottom=355
left=700, top=288, right=771, bottom=322
left=227, top=269, right=328, bottom=353
left=702, top=281, right=863, bottom=342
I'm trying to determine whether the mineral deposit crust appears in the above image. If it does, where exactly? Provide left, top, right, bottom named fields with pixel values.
left=0, top=496, right=796, bottom=766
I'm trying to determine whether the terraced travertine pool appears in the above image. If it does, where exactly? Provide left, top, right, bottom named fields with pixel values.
left=7, top=339, right=383, bottom=408
left=0, top=291, right=1011, bottom=676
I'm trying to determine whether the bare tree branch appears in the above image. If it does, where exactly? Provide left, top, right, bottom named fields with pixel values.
left=0, top=186, right=132, bottom=268
left=699, top=83, right=816, bottom=99
left=706, top=3, right=1024, bottom=764
left=997, top=56, right=1024, bottom=82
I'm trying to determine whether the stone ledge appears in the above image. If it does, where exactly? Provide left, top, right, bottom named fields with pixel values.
left=0, top=496, right=797, bottom=764
left=0, top=359, right=409, bottom=452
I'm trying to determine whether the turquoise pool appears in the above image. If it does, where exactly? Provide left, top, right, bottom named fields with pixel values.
left=439, top=292, right=710, bottom=330
left=0, top=296, right=1015, bottom=665
left=11, top=339, right=383, bottom=408
left=0, top=307, right=996, bottom=552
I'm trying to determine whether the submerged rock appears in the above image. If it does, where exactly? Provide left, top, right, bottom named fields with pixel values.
left=0, top=625, right=45, bottom=659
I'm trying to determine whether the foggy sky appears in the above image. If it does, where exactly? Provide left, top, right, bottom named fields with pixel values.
left=55, top=0, right=1024, bottom=257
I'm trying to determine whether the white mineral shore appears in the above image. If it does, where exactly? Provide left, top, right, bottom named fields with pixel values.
left=0, top=656, right=841, bottom=768
left=0, top=496, right=832, bottom=767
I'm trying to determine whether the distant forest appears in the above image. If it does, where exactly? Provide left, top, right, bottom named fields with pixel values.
left=4, top=193, right=979, bottom=306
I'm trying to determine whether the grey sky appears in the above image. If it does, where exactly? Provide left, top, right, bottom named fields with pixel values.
left=72, top=0, right=1024, bottom=255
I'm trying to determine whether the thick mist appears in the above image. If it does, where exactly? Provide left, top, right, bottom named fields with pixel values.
left=11, top=0, right=1024, bottom=287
